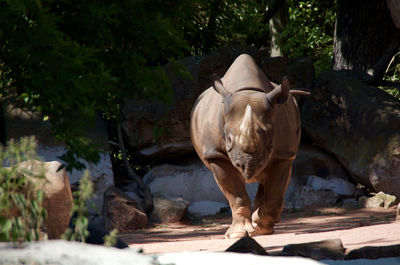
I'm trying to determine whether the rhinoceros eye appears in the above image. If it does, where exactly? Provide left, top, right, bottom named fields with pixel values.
left=226, top=133, right=233, bottom=152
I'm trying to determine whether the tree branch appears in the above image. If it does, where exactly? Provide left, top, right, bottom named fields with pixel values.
left=117, top=124, right=153, bottom=214
left=377, top=80, right=400, bottom=92
left=369, top=39, right=400, bottom=85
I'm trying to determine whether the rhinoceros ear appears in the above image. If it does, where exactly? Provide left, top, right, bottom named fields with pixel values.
left=213, top=78, right=230, bottom=98
left=266, top=76, right=290, bottom=105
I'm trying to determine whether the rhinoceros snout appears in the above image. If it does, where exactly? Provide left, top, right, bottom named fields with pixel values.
left=235, top=161, right=245, bottom=172
left=234, top=161, right=256, bottom=182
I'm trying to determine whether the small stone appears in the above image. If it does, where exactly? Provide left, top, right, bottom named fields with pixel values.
left=103, top=186, right=148, bottom=231
left=342, top=198, right=359, bottom=209
left=152, top=193, right=188, bottom=223
left=359, top=192, right=397, bottom=209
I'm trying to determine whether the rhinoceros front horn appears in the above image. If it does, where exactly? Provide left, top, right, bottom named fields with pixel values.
left=239, top=104, right=256, bottom=152
left=266, top=76, right=290, bottom=105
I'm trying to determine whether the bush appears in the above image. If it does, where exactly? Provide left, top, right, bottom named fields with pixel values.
left=0, top=136, right=47, bottom=242
left=62, top=170, right=93, bottom=243
left=280, top=0, right=336, bottom=76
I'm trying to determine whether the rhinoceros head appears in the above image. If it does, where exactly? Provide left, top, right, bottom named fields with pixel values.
left=213, top=77, right=290, bottom=183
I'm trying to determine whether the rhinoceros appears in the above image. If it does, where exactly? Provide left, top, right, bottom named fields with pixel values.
left=190, top=54, right=308, bottom=239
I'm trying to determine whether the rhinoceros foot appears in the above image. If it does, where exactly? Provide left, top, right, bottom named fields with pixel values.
left=251, top=208, right=275, bottom=235
left=225, top=218, right=256, bottom=239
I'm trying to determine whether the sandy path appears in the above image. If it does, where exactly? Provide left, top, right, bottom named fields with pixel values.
left=120, top=207, right=400, bottom=255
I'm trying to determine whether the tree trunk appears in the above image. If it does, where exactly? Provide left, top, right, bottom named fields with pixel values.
left=268, top=0, right=288, bottom=57
left=333, top=0, right=400, bottom=74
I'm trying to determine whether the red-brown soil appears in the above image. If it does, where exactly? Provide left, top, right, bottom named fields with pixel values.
left=120, top=207, right=400, bottom=255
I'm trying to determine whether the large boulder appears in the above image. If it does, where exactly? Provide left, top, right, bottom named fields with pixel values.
left=143, top=159, right=228, bottom=204
left=302, top=70, right=400, bottom=197
left=7, top=160, right=73, bottom=239
left=122, top=47, right=314, bottom=161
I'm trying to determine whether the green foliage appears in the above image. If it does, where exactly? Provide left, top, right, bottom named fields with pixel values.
left=62, top=170, right=93, bottom=242
left=382, top=52, right=400, bottom=99
left=1, top=0, right=336, bottom=172
left=0, top=0, right=188, bottom=170
left=0, top=136, right=47, bottom=242
left=173, top=0, right=267, bottom=55
left=280, top=0, right=336, bottom=76
left=103, top=229, right=119, bottom=247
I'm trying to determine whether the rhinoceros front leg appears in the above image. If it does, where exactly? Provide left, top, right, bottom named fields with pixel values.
left=208, top=159, right=255, bottom=239
left=252, top=158, right=293, bottom=235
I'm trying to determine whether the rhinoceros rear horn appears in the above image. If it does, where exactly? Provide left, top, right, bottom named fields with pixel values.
left=213, top=78, right=230, bottom=98
left=266, top=76, right=290, bottom=105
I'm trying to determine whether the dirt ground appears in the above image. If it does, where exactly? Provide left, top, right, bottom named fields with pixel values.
left=120, top=207, right=400, bottom=255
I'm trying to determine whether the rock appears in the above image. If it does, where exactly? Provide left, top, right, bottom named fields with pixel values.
left=345, top=244, right=400, bottom=260
left=122, top=47, right=314, bottom=161
left=6, top=160, right=73, bottom=239
left=226, top=236, right=268, bottom=255
left=287, top=186, right=339, bottom=209
left=152, top=193, right=189, bottom=223
left=342, top=198, right=359, bottom=209
left=188, top=201, right=229, bottom=216
left=358, top=192, right=397, bottom=209
left=301, top=70, right=400, bottom=198
left=307, top=175, right=355, bottom=196
left=143, top=160, right=225, bottom=203
left=358, top=196, right=377, bottom=208
left=103, top=186, right=148, bottom=231
left=280, top=239, right=345, bottom=260
left=0, top=240, right=154, bottom=265
left=143, top=159, right=258, bottom=204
